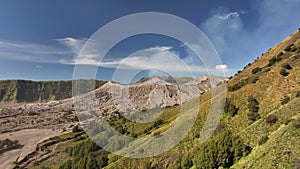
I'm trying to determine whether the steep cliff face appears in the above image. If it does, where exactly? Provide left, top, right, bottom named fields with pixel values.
left=0, top=80, right=106, bottom=103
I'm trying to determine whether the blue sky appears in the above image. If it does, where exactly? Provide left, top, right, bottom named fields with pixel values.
left=0, top=0, right=299, bottom=82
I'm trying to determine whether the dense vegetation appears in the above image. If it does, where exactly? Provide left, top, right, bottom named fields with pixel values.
left=0, top=138, right=21, bottom=153
left=247, top=96, right=260, bottom=123
left=0, top=80, right=106, bottom=102
left=193, top=130, right=251, bottom=169
left=61, top=139, right=109, bottom=169
left=224, top=99, right=239, bottom=117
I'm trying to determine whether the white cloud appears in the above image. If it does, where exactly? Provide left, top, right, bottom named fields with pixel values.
left=215, top=64, right=227, bottom=70
left=69, top=45, right=213, bottom=76
left=0, top=38, right=209, bottom=76
left=201, top=8, right=244, bottom=56
left=56, top=37, right=87, bottom=54
left=218, top=12, right=241, bottom=20
left=103, top=46, right=229, bottom=76
left=116, top=46, right=210, bottom=78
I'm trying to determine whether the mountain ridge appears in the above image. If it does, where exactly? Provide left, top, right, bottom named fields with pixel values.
left=0, top=79, right=106, bottom=103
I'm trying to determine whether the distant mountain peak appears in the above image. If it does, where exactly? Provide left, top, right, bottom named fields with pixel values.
left=141, top=76, right=170, bottom=85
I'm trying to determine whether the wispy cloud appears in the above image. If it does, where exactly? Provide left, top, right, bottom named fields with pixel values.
left=57, top=39, right=229, bottom=76
left=0, top=38, right=204, bottom=76
left=201, top=0, right=300, bottom=71
left=0, top=40, right=71, bottom=63
left=218, top=12, right=241, bottom=20
left=78, top=46, right=227, bottom=76
left=0, top=37, right=90, bottom=66
left=201, top=7, right=244, bottom=56
left=56, top=37, right=87, bottom=54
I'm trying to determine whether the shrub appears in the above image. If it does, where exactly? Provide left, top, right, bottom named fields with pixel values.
left=72, top=125, right=81, bottom=133
left=282, top=63, right=293, bottom=70
left=295, top=91, right=300, bottom=97
left=265, top=114, right=278, bottom=125
left=279, top=69, right=289, bottom=76
left=224, top=99, right=239, bottom=117
left=153, top=131, right=161, bottom=137
left=268, top=53, right=283, bottom=67
left=292, top=54, right=300, bottom=60
left=247, top=111, right=260, bottom=123
left=291, top=47, right=297, bottom=52
left=283, top=119, right=291, bottom=125
left=251, top=76, right=259, bottom=83
left=143, top=119, right=164, bottom=134
left=181, top=154, right=193, bottom=169
left=258, top=136, right=268, bottom=145
left=277, top=51, right=284, bottom=57
left=247, top=96, right=260, bottom=123
left=114, top=125, right=125, bottom=134
left=248, top=96, right=259, bottom=112
left=294, top=118, right=300, bottom=129
left=28, top=111, right=38, bottom=116
left=153, top=119, right=163, bottom=127
left=284, top=44, right=293, bottom=51
left=251, top=67, right=262, bottom=74
left=268, top=57, right=276, bottom=67
left=263, top=68, right=271, bottom=73
left=281, top=96, right=290, bottom=105
left=276, top=56, right=283, bottom=62
left=268, top=57, right=277, bottom=66
left=0, top=138, right=21, bottom=152
left=228, top=80, right=247, bottom=92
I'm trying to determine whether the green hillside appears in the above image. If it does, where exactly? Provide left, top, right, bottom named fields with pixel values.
left=0, top=80, right=106, bottom=103
left=14, top=29, right=300, bottom=169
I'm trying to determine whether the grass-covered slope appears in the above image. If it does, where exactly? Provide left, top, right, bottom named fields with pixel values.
left=224, top=29, right=300, bottom=168
left=0, top=80, right=106, bottom=103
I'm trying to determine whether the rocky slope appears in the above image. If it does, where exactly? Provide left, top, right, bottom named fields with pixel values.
left=0, top=99, right=75, bottom=133
left=92, top=75, right=226, bottom=115
left=0, top=75, right=226, bottom=133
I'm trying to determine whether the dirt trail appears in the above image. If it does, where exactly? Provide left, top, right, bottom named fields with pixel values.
left=0, top=129, right=60, bottom=169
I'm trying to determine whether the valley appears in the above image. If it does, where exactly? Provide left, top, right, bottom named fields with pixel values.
left=0, top=29, right=299, bottom=169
